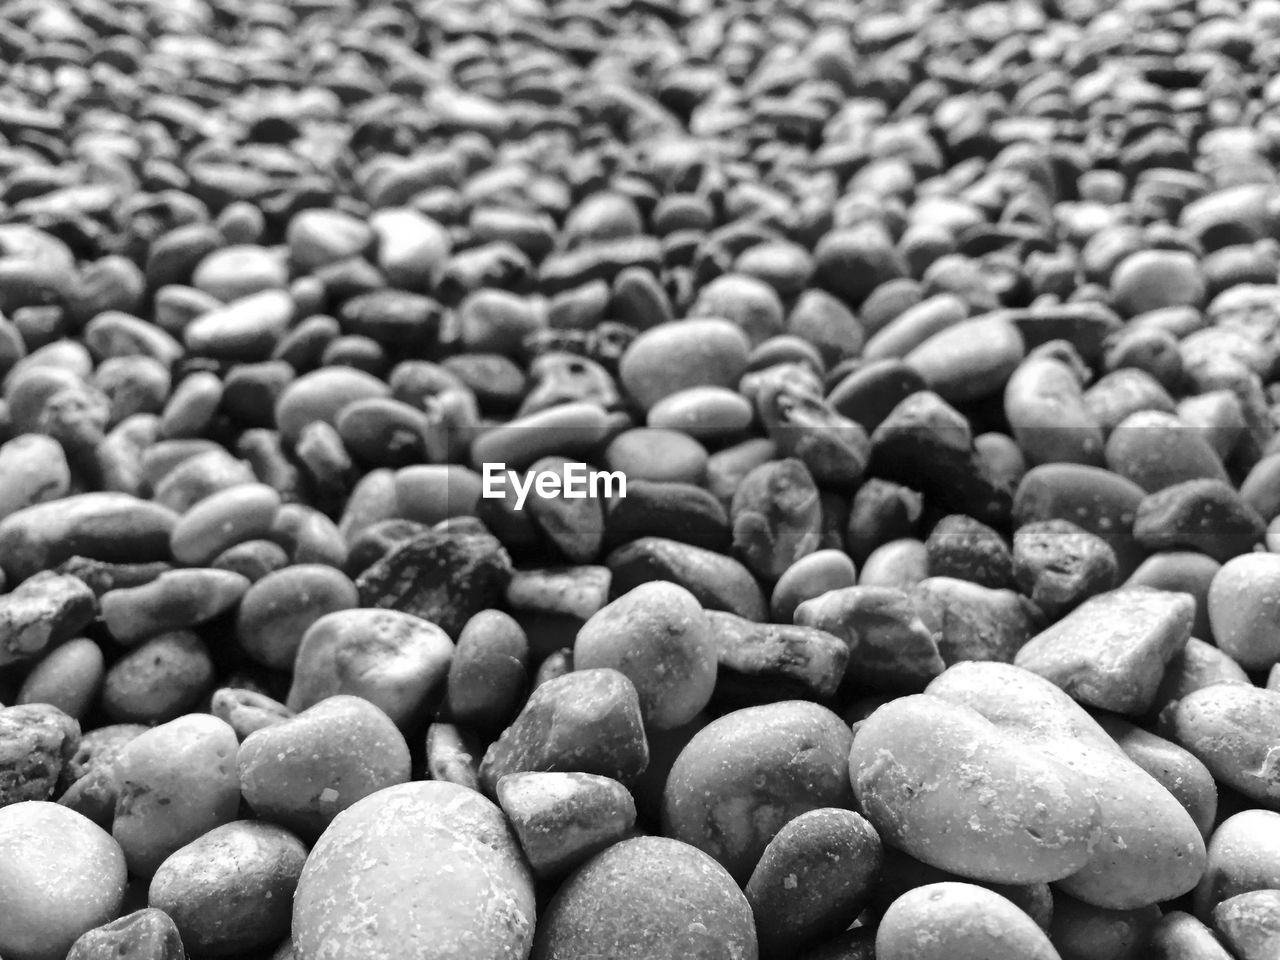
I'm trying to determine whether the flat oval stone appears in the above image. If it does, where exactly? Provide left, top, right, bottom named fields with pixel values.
left=771, top=550, right=859, bottom=623
left=274, top=367, right=391, bottom=450
left=646, top=386, right=754, bottom=440
left=905, top=314, right=1026, bottom=403
left=470, top=401, right=612, bottom=471
left=604, top=480, right=730, bottom=553
left=100, top=569, right=250, bottom=646
left=184, top=290, right=294, bottom=362
left=0, top=494, right=178, bottom=583
left=618, top=318, right=752, bottom=411
left=287, top=209, right=374, bottom=273
left=170, top=483, right=282, bottom=566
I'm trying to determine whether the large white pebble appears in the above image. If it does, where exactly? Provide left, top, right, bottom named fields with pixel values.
left=0, top=801, right=127, bottom=960
left=292, top=781, right=535, bottom=960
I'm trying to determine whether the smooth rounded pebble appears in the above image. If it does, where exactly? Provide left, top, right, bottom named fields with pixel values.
left=149, top=820, right=308, bottom=956
left=292, top=781, right=535, bottom=960
left=0, top=802, right=127, bottom=960
left=239, top=694, right=411, bottom=839
left=663, top=700, right=854, bottom=884
left=574, top=581, right=717, bottom=730
left=876, top=883, right=1061, bottom=960
left=110, top=713, right=240, bottom=878
left=531, top=836, right=757, bottom=960
left=1208, top=554, right=1280, bottom=670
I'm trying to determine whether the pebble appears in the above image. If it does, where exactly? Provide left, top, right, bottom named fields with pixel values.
left=1014, top=587, right=1194, bottom=715
left=876, top=883, right=1060, bottom=960
left=1149, top=912, right=1235, bottom=960
left=1207, top=553, right=1280, bottom=669
left=1194, top=810, right=1280, bottom=921
left=1213, top=890, right=1280, bottom=960
left=0, top=493, right=178, bottom=584
left=446, top=609, right=529, bottom=733
left=496, top=771, right=637, bottom=879
left=287, top=609, right=453, bottom=730
left=531, top=836, right=756, bottom=960
left=646, top=386, right=755, bottom=440
left=795, top=586, right=945, bottom=691
left=731, top=458, right=822, bottom=583
left=355, top=527, right=512, bottom=638
left=149, top=820, right=307, bottom=956
left=0, top=570, right=96, bottom=666
left=618, top=318, right=752, bottom=411
left=65, top=909, right=185, bottom=960
left=911, top=578, right=1040, bottom=666
left=746, top=808, right=882, bottom=960
left=16, top=637, right=104, bottom=720
left=662, top=700, right=854, bottom=884
left=236, top=565, right=359, bottom=671
left=1132, top=478, right=1267, bottom=562
left=292, top=782, right=535, bottom=960
left=905, top=314, right=1026, bottom=403
left=0, top=433, right=70, bottom=520
left=1127, top=552, right=1221, bottom=642
left=479, top=668, right=649, bottom=796
left=101, top=630, right=212, bottom=724
left=169, top=482, right=282, bottom=566
left=606, top=536, right=769, bottom=621
left=0, top=802, right=127, bottom=960
left=0, top=702, right=79, bottom=805
left=100, top=569, right=249, bottom=645
left=770, top=549, right=858, bottom=623
left=1013, top=464, right=1148, bottom=577
left=1012, top=520, right=1119, bottom=619
left=1168, top=684, right=1280, bottom=807
left=1106, top=410, right=1231, bottom=492
left=111, top=713, right=240, bottom=879
left=707, top=612, right=849, bottom=703
left=604, top=480, right=730, bottom=553
left=924, top=514, right=1013, bottom=589
left=210, top=688, right=294, bottom=741
left=604, top=427, right=708, bottom=485
left=575, top=582, right=716, bottom=730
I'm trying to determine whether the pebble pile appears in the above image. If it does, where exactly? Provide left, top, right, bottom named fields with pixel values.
left=3, top=0, right=1280, bottom=957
